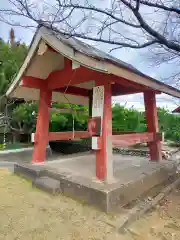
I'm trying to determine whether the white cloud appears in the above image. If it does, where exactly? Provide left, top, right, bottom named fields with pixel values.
left=113, top=93, right=179, bottom=112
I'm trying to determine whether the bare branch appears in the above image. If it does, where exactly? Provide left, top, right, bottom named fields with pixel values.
left=56, top=1, right=141, bottom=28
left=120, top=0, right=180, bottom=52
left=47, top=24, right=158, bottom=48
left=1, top=0, right=180, bottom=85
left=135, top=0, right=140, bottom=11
left=137, top=0, right=180, bottom=14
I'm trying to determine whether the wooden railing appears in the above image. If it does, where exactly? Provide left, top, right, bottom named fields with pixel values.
left=112, top=132, right=161, bottom=147
left=32, top=131, right=91, bottom=142
left=32, top=131, right=161, bottom=149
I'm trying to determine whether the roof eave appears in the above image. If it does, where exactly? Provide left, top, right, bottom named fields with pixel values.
left=6, top=25, right=180, bottom=100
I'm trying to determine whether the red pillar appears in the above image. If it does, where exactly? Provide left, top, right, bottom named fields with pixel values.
left=96, top=81, right=113, bottom=181
left=32, top=88, right=52, bottom=163
left=144, top=91, right=162, bottom=161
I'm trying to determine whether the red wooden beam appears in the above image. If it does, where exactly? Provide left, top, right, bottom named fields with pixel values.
left=21, top=76, right=45, bottom=89
left=95, top=80, right=113, bottom=181
left=32, top=88, right=52, bottom=163
left=46, top=46, right=150, bottom=93
left=64, top=58, right=72, bottom=69
left=21, top=76, right=89, bottom=97
left=172, top=106, right=180, bottom=113
left=22, top=67, right=160, bottom=97
left=48, top=46, right=58, bottom=53
left=48, top=131, right=91, bottom=141
left=33, top=131, right=92, bottom=142
left=112, top=86, right=142, bottom=96
left=144, top=92, right=162, bottom=161
left=108, top=75, right=161, bottom=94
left=47, top=67, right=100, bottom=89
left=112, top=132, right=161, bottom=147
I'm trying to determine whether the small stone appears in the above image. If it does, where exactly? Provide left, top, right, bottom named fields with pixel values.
left=147, top=196, right=153, bottom=201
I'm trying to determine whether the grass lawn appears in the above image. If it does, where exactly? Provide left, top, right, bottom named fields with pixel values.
left=0, top=169, right=121, bottom=240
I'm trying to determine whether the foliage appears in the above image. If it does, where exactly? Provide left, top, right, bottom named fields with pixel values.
left=11, top=101, right=180, bottom=142
left=0, top=38, right=27, bottom=95
left=158, top=108, right=180, bottom=142
left=11, top=102, right=38, bottom=133
left=112, top=104, right=146, bottom=133
left=50, top=103, right=88, bottom=132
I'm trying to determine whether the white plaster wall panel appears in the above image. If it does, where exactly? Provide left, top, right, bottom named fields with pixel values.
left=74, top=80, right=95, bottom=89
left=52, top=92, right=88, bottom=105
left=25, top=50, right=64, bottom=79
left=10, top=87, right=88, bottom=105
left=11, top=87, right=40, bottom=101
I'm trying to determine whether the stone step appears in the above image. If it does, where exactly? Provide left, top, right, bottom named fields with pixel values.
left=13, top=162, right=177, bottom=213
left=14, top=163, right=45, bottom=180
left=32, top=176, right=61, bottom=194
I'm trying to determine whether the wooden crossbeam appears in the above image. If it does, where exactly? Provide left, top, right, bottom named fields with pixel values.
left=49, top=108, right=87, bottom=114
left=21, top=76, right=89, bottom=97
left=21, top=68, right=160, bottom=99
left=32, top=131, right=91, bottom=142
left=112, top=132, right=161, bottom=147
left=21, top=76, right=45, bottom=89
left=47, top=67, right=100, bottom=89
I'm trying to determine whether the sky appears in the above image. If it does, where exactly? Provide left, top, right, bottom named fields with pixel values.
left=0, top=0, right=179, bottom=111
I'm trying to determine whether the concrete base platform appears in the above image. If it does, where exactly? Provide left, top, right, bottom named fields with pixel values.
left=14, top=153, right=178, bottom=213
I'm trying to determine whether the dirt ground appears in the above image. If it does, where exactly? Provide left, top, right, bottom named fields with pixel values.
left=1, top=169, right=180, bottom=240
left=127, top=191, right=180, bottom=240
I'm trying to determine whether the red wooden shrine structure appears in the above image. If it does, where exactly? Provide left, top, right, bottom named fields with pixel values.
left=173, top=106, right=180, bottom=113
left=6, top=26, right=180, bottom=182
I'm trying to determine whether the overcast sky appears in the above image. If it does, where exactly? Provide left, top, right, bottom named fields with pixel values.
left=0, top=0, right=179, bottom=111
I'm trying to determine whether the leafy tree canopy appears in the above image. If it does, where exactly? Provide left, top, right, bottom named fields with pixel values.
left=0, top=35, right=27, bottom=95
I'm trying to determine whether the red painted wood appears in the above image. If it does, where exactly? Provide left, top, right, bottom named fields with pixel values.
left=21, top=76, right=89, bottom=97
left=64, top=58, right=72, bottom=69
left=47, top=67, right=101, bottom=89
left=48, top=46, right=58, bottom=53
left=112, top=132, right=154, bottom=147
left=32, top=89, right=52, bottom=163
left=95, top=80, right=112, bottom=181
left=88, top=117, right=101, bottom=136
left=48, top=131, right=91, bottom=141
left=47, top=66, right=160, bottom=95
left=109, top=75, right=161, bottom=94
left=144, top=91, right=162, bottom=161
left=22, top=76, right=45, bottom=89
left=172, top=106, right=180, bottom=113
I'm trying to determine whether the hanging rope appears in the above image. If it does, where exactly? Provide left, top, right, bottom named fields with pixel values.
left=61, top=69, right=78, bottom=140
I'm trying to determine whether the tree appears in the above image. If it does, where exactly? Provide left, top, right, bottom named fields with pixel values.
left=0, top=30, right=28, bottom=134
left=158, top=108, right=180, bottom=141
left=112, top=103, right=146, bottom=132
left=10, top=102, right=38, bottom=133
left=1, top=1, right=180, bottom=84
left=0, top=35, right=27, bottom=95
